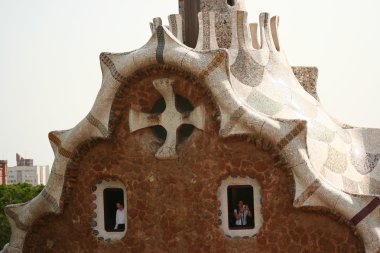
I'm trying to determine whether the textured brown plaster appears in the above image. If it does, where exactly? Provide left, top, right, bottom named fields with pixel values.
left=24, top=66, right=364, bottom=253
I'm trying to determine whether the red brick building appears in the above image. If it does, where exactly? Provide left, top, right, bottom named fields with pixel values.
left=0, top=160, right=7, bottom=185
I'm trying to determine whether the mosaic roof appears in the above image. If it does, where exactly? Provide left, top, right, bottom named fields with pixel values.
left=2, top=1, right=379, bottom=252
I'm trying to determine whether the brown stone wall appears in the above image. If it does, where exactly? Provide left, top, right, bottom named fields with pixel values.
left=24, top=66, right=364, bottom=253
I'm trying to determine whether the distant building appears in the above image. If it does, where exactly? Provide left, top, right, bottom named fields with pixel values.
left=6, top=154, right=50, bottom=185
left=16, top=153, right=33, bottom=166
left=0, top=160, right=7, bottom=185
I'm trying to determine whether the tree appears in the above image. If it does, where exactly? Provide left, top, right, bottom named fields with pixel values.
left=0, top=183, right=44, bottom=249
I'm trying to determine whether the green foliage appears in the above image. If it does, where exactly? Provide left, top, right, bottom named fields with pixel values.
left=0, top=183, right=44, bottom=250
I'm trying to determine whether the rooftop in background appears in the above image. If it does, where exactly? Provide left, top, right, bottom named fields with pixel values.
left=16, top=153, right=33, bottom=167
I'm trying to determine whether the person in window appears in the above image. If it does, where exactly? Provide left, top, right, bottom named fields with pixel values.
left=234, top=200, right=252, bottom=226
left=114, top=202, right=125, bottom=231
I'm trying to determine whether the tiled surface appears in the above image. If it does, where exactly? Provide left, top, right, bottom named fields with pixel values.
left=22, top=72, right=363, bottom=251
left=2, top=1, right=379, bottom=252
left=292, top=67, right=319, bottom=101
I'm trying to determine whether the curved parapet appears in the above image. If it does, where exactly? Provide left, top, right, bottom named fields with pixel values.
left=2, top=6, right=379, bottom=253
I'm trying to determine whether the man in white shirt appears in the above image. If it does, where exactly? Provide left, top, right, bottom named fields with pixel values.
left=234, top=200, right=252, bottom=226
left=114, top=202, right=125, bottom=231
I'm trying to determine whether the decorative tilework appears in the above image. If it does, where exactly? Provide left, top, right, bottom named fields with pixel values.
left=336, top=128, right=352, bottom=144
left=307, top=120, right=335, bottom=143
left=57, top=148, right=72, bottom=159
left=341, top=176, right=360, bottom=194
left=231, top=49, right=264, bottom=87
left=324, top=147, right=347, bottom=174
left=198, top=51, right=226, bottom=79
left=4, top=207, right=29, bottom=231
left=199, top=0, right=245, bottom=48
left=48, top=132, right=73, bottom=159
left=344, top=175, right=380, bottom=195
left=350, top=151, right=380, bottom=175
left=246, top=89, right=282, bottom=116
left=202, top=12, right=211, bottom=50
left=293, top=179, right=321, bottom=207
left=168, top=15, right=178, bottom=38
left=156, top=26, right=165, bottom=65
left=41, top=189, right=61, bottom=213
left=219, top=106, right=245, bottom=137
left=196, top=11, right=213, bottom=51
left=276, top=122, right=306, bottom=150
left=86, top=113, right=109, bottom=138
left=230, top=11, right=264, bottom=87
left=168, top=14, right=183, bottom=42
left=350, top=197, right=380, bottom=226
left=4, top=3, right=380, bottom=252
left=292, top=67, right=319, bottom=101
left=100, top=53, right=128, bottom=84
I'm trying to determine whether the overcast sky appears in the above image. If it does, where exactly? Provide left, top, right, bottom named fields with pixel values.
left=0, top=0, right=379, bottom=167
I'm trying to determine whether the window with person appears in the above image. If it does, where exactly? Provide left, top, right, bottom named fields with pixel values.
left=227, top=185, right=255, bottom=230
left=217, top=176, right=263, bottom=238
left=103, top=188, right=125, bottom=232
left=91, top=179, right=127, bottom=241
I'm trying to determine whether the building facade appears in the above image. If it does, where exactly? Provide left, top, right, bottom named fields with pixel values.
left=1, top=1, right=379, bottom=252
left=5, top=154, right=50, bottom=185
left=16, top=153, right=33, bottom=167
left=0, top=160, right=7, bottom=185
left=7, top=165, right=50, bottom=185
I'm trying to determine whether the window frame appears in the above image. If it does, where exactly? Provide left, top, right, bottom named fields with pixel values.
left=217, top=176, right=263, bottom=238
left=227, top=185, right=255, bottom=230
left=91, top=179, right=127, bottom=241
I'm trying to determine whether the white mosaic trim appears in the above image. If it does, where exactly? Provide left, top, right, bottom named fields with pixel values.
left=91, top=179, right=127, bottom=242
left=217, top=176, right=263, bottom=238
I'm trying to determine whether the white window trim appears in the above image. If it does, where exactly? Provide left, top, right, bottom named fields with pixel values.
left=92, top=179, right=127, bottom=241
left=217, top=176, right=263, bottom=238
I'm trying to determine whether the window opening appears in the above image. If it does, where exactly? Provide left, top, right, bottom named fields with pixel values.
left=227, top=185, right=254, bottom=229
left=103, top=188, right=125, bottom=232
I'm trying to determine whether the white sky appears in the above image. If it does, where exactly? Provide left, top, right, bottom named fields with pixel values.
left=0, top=0, right=379, bottom=167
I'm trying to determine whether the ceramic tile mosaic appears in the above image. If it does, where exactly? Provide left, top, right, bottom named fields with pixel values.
left=195, top=12, right=219, bottom=50
left=2, top=1, right=379, bottom=252
left=168, top=14, right=183, bottom=42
